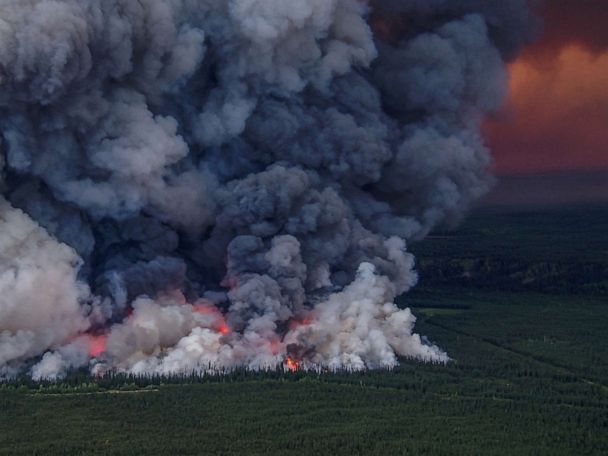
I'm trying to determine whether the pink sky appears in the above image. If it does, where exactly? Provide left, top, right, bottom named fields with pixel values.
left=486, top=0, right=608, bottom=174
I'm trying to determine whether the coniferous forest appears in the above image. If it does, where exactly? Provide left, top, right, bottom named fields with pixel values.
left=1, top=206, right=607, bottom=455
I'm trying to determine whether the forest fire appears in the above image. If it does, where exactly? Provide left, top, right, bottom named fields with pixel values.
left=0, top=0, right=529, bottom=379
left=193, top=302, right=230, bottom=334
left=285, top=357, right=300, bottom=372
left=87, top=335, right=108, bottom=358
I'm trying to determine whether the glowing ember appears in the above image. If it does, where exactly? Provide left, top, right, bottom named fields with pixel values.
left=285, top=356, right=300, bottom=372
left=219, top=324, right=230, bottom=335
left=88, top=334, right=108, bottom=358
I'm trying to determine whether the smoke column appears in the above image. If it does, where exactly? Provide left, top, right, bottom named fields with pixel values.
left=0, top=0, right=536, bottom=379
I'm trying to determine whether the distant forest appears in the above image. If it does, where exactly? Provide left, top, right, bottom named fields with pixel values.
left=411, top=206, right=608, bottom=295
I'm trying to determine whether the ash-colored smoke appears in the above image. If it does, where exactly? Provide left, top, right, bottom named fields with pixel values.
left=0, top=0, right=535, bottom=379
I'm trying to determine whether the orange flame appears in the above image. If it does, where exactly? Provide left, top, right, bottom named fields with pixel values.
left=285, top=357, right=300, bottom=372
left=193, top=302, right=231, bottom=335
left=88, top=334, right=108, bottom=358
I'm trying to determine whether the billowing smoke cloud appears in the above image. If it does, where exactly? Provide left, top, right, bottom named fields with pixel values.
left=0, top=199, right=91, bottom=377
left=0, top=0, right=535, bottom=379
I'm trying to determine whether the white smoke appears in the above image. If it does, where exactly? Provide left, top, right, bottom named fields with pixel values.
left=285, top=262, right=448, bottom=370
left=0, top=198, right=91, bottom=376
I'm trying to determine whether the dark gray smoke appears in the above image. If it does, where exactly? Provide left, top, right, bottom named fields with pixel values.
left=0, top=0, right=536, bottom=379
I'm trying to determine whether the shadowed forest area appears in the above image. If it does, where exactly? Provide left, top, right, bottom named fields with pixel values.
left=1, top=206, right=607, bottom=455
left=410, top=205, right=608, bottom=295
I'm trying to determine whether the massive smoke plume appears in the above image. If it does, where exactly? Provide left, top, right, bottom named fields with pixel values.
left=0, top=0, right=536, bottom=379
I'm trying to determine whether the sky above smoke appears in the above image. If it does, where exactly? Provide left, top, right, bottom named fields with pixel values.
left=486, top=0, right=608, bottom=174
left=0, top=0, right=536, bottom=379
